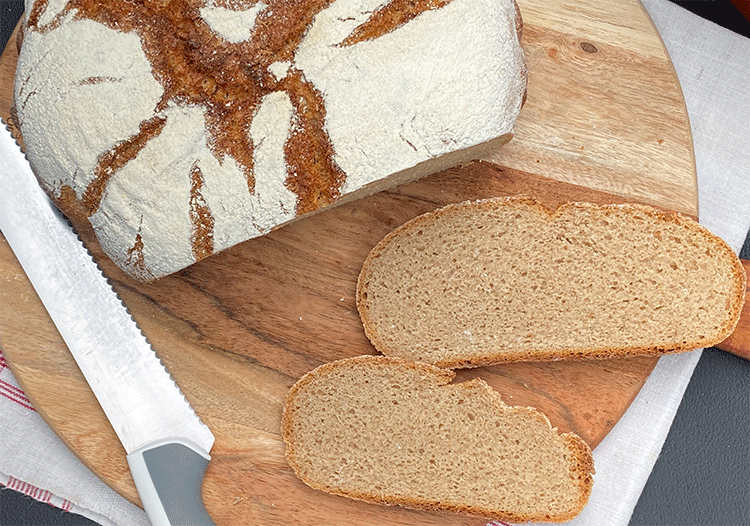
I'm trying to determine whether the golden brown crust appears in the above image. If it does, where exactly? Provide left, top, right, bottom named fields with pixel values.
left=282, top=355, right=595, bottom=523
left=356, top=196, right=746, bottom=368
left=339, top=0, right=455, bottom=46
left=560, top=433, right=596, bottom=520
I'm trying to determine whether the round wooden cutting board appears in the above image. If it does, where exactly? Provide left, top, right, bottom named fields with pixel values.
left=0, top=1, right=696, bottom=524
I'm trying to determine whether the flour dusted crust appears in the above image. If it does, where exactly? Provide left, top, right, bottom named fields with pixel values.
left=13, top=0, right=527, bottom=281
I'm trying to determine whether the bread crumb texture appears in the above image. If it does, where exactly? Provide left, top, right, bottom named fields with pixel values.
left=357, top=196, right=746, bottom=367
left=282, top=355, right=594, bottom=522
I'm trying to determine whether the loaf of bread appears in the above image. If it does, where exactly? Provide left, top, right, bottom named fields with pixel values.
left=357, top=196, right=746, bottom=368
left=282, top=355, right=594, bottom=523
left=13, top=0, right=526, bottom=281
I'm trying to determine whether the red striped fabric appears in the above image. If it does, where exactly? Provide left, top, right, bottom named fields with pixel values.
left=1, top=475, right=75, bottom=512
left=0, top=351, right=36, bottom=411
left=0, top=349, right=80, bottom=515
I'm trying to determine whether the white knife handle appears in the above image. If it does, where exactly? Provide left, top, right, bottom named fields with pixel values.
left=127, top=438, right=215, bottom=526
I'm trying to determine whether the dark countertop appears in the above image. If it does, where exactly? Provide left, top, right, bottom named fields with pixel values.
left=1, top=1, right=749, bottom=525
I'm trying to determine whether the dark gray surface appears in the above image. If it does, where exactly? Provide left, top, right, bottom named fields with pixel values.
left=668, top=0, right=750, bottom=39
left=630, top=347, right=750, bottom=526
left=1, top=1, right=749, bottom=525
left=139, top=442, right=214, bottom=525
left=1, top=489, right=95, bottom=526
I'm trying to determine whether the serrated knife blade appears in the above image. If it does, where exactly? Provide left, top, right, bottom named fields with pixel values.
left=0, top=122, right=216, bottom=526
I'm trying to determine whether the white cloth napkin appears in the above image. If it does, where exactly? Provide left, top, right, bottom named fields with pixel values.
left=0, top=350, right=150, bottom=525
left=2, top=1, right=750, bottom=524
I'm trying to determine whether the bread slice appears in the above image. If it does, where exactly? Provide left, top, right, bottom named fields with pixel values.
left=14, top=0, right=526, bottom=281
left=357, top=196, right=746, bottom=368
left=282, top=355, right=594, bottom=523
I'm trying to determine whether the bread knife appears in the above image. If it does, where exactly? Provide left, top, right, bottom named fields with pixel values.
left=0, top=121, right=216, bottom=526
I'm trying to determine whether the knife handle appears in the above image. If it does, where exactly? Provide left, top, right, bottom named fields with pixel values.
left=127, top=438, right=216, bottom=526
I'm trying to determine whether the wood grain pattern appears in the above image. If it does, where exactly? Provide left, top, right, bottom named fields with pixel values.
left=0, top=1, right=705, bottom=524
left=485, top=1, right=697, bottom=214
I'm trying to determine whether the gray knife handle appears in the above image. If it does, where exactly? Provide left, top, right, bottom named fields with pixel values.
left=127, top=438, right=215, bottom=526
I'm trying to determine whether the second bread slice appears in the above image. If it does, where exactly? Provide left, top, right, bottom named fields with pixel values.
left=282, top=355, right=594, bottom=523
left=356, top=196, right=746, bottom=368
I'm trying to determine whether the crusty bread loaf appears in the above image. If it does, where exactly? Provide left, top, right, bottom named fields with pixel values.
left=13, top=0, right=526, bottom=281
left=282, top=355, right=594, bottom=523
left=357, top=196, right=746, bottom=368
